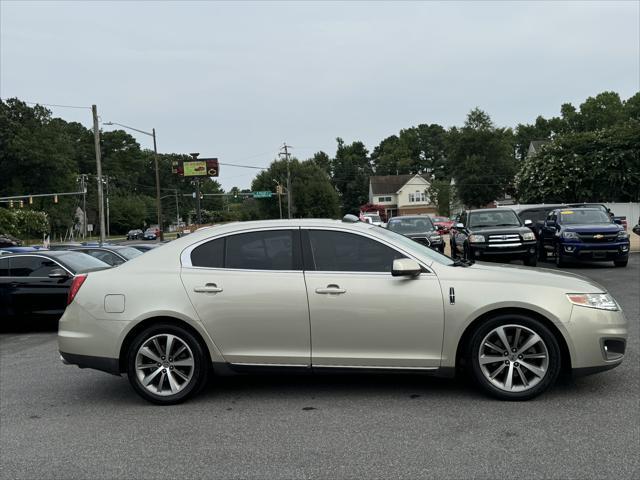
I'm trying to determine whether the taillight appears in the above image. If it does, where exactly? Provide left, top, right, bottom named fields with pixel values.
left=67, top=274, right=87, bottom=305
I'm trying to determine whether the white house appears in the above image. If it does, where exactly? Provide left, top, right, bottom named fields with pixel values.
left=368, top=174, right=436, bottom=218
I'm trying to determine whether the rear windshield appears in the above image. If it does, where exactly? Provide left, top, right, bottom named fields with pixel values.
left=387, top=217, right=435, bottom=234
left=468, top=210, right=521, bottom=228
left=115, top=247, right=144, bottom=260
left=56, top=251, right=111, bottom=272
left=560, top=210, right=611, bottom=224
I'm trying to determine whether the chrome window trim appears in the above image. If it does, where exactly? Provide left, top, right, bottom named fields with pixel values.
left=0, top=254, right=74, bottom=277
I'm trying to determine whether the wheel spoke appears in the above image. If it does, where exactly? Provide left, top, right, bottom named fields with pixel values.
left=172, top=358, right=194, bottom=368
left=489, top=363, right=507, bottom=379
left=173, top=344, right=187, bottom=358
left=480, top=355, right=505, bottom=365
left=156, top=371, right=166, bottom=393
left=496, top=327, right=511, bottom=351
left=139, top=346, right=161, bottom=363
left=142, top=366, right=163, bottom=386
left=166, top=371, right=180, bottom=393
left=152, top=338, right=163, bottom=357
left=517, top=333, right=542, bottom=355
left=165, top=335, right=175, bottom=359
left=513, top=328, right=522, bottom=350
left=515, top=365, right=529, bottom=388
left=523, top=352, right=547, bottom=360
left=519, top=360, right=545, bottom=378
left=484, top=341, right=503, bottom=353
left=172, top=368, right=189, bottom=381
left=504, top=364, right=514, bottom=390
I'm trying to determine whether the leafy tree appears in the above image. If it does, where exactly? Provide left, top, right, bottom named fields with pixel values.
left=332, top=138, right=371, bottom=214
left=426, top=179, right=453, bottom=217
left=448, top=108, right=516, bottom=208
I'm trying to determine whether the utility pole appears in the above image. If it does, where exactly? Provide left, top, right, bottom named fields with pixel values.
left=92, top=105, right=106, bottom=244
left=280, top=143, right=293, bottom=219
left=174, top=189, right=180, bottom=226
left=152, top=129, right=163, bottom=240
left=190, top=153, right=202, bottom=224
left=79, top=174, right=88, bottom=239
left=105, top=176, right=110, bottom=238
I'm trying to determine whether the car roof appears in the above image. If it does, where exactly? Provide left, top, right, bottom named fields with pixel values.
left=554, top=207, right=602, bottom=213
left=509, top=204, right=566, bottom=213
left=466, top=208, right=518, bottom=214
left=388, top=215, right=433, bottom=220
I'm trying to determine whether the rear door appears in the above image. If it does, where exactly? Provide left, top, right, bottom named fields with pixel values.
left=9, top=256, right=71, bottom=318
left=180, top=228, right=311, bottom=366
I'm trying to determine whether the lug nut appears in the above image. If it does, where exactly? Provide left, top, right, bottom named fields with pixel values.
left=169, top=357, right=172, bottom=362
left=170, top=366, right=174, bottom=370
left=504, top=351, right=509, bottom=356
left=518, top=355, right=523, bottom=359
left=514, top=362, right=519, bottom=367
left=162, top=369, right=166, bottom=372
left=511, top=348, right=517, bottom=353
left=161, top=356, right=165, bottom=360
left=157, top=363, right=161, bottom=367
left=505, top=360, right=510, bottom=365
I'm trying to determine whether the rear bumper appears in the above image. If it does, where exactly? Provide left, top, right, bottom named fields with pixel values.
left=59, top=351, right=120, bottom=376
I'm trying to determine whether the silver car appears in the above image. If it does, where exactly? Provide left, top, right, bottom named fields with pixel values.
left=58, top=218, right=628, bottom=404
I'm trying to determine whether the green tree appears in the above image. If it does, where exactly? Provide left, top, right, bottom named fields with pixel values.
left=332, top=138, right=371, bottom=214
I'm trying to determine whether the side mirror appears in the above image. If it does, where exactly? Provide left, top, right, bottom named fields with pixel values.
left=48, top=268, right=68, bottom=279
left=392, top=258, right=421, bottom=277
left=455, top=223, right=464, bottom=229
left=524, top=219, right=533, bottom=226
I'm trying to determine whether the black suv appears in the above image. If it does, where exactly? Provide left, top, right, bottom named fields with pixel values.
left=386, top=215, right=445, bottom=253
left=451, top=208, right=538, bottom=265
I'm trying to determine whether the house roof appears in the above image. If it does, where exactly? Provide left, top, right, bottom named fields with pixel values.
left=369, top=174, right=429, bottom=195
left=528, top=140, right=551, bottom=152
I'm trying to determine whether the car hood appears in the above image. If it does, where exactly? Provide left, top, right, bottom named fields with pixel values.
left=464, top=261, right=607, bottom=293
left=563, top=224, right=620, bottom=233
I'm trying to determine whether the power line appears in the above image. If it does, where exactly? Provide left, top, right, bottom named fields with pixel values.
left=0, top=98, right=91, bottom=110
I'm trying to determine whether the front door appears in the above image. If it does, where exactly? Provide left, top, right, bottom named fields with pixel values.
left=303, top=229, right=445, bottom=369
left=180, top=229, right=311, bottom=366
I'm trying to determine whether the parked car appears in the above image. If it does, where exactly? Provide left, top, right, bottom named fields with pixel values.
left=510, top=204, right=566, bottom=238
left=143, top=228, right=158, bottom=241
left=451, top=208, right=538, bottom=265
left=0, top=246, right=46, bottom=253
left=0, top=251, right=110, bottom=322
left=126, top=229, right=144, bottom=240
left=127, top=244, right=160, bottom=253
left=70, top=245, right=143, bottom=266
left=386, top=215, right=445, bottom=253
left=362, top=212, right=383, bottom=226
left=430, top=216, right=454, bottom=234
left=48, top=242, right=83, bottom=250
left=566, top=203, right=627, bottom=230
left=59, top=218, right=627, bottom=404
left=539, top=208, right=630, bottom=267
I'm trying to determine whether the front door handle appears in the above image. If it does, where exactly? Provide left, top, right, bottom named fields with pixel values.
left=193, top=283, right=223, bottom=293
left=315, top=284, right=346, bottom=295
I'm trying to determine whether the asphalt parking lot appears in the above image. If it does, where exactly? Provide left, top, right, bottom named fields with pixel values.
left=1, top=255, right=638, bottom=479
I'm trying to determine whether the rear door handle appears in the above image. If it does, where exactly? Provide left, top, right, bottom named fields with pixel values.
left=193, top=283, right=223, bottom=293
left=315, top=284, right=346, bottom=295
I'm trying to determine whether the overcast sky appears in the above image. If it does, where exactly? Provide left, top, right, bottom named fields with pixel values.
left=1, top=1, right=638, bottom=190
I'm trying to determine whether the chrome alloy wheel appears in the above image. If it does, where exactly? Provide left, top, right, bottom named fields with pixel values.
left=135, top=334, right=195, bottom=396
left=478, top=324, right=549, bottom=393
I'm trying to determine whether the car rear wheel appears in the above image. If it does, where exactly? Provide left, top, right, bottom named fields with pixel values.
left=469, top=315, right=561, bottom=400
left=126, top=323, right=209, bottom=405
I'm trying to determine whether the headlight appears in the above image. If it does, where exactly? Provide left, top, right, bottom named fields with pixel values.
left=567, top=293, right=618, bottom=311
left=562, top=231, right=580, bottom=240
left=429, top=234, right=442, bottom=242
left=522, top=231, right=535, bottom=241
left=468, top=234, right=485, bottom=243
left=617, top=231, right=629, bottom=239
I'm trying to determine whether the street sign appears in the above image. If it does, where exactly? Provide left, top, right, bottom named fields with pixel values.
left=87, top=224, right=93, bottom=232
left=253, top=191, right=273, bottom=199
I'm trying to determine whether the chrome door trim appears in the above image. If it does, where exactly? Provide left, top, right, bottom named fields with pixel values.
left=313, top=364, right=438, bottom=371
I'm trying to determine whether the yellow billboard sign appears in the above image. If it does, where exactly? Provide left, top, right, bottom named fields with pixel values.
left=183, top=161, right=207, bottom=177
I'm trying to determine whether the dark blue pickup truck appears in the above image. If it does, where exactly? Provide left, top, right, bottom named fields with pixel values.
left=539, top=208, right=630, bottom=267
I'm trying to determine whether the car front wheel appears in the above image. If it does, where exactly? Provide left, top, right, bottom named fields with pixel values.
left=469, top=315, right=561, bottom=400
left=126, top=323, right=209, bottom=405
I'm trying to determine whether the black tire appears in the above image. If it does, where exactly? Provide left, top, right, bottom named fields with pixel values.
left=523, top=254, right=537, bottom=267
left=468, top=314, right=561, bottom=401
left=126, top=323, right=209, bottom=405
left=554, top=244, right=566, bottom=268
left=614, top=258, right=628, bottom=267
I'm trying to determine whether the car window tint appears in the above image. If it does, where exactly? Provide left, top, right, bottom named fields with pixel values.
left=0, top=258, right=9, bottom=276
left=225, top=230, right=295, bottom=270
left=85, top=250, right=119, bottom=266
left=10, top=256, right=58, bottom=277
left=308, top=230, right=405, bottom=272
left=191, top=238, right=224, bottom=268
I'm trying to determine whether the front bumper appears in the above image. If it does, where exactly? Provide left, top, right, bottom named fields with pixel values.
left=559, top=240, right=630, bottom=261
left=564, top=304, right=627, bottom=373
left=469, top=240, right=537, bottom=258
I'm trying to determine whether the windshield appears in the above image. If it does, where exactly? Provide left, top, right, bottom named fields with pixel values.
left=387, top=217, right=435, bottom=234
left=432, top=217, right=449, bottom=223
left=374, top=226, right=454, bottom=266
left=560, top=209, right=611, bottom=224
left=115, top=247, right=144, bottom=260
left=468, top=210, right=521, bottom=228
left=56, top=251, right=111, bottom=272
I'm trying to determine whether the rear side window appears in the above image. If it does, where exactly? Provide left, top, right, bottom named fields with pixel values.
left=308, top=230, right=405, bottom=272
left=191, top=238, right=224, bottom=268
left=10, top=256, right=59, bottom=277
left=0, top=258, right=9, bottom=276
left=190, top=230, right=300, bottom=270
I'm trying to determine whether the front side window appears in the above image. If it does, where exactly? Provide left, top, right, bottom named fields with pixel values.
left=10, top=256, right=58, bottom=277
left=190, top=230, right=299, bottom=271
left=308, top=230, right=406, bottom=272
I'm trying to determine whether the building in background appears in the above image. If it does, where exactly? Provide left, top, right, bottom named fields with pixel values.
left=368, top=174, right=436, bottom=218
